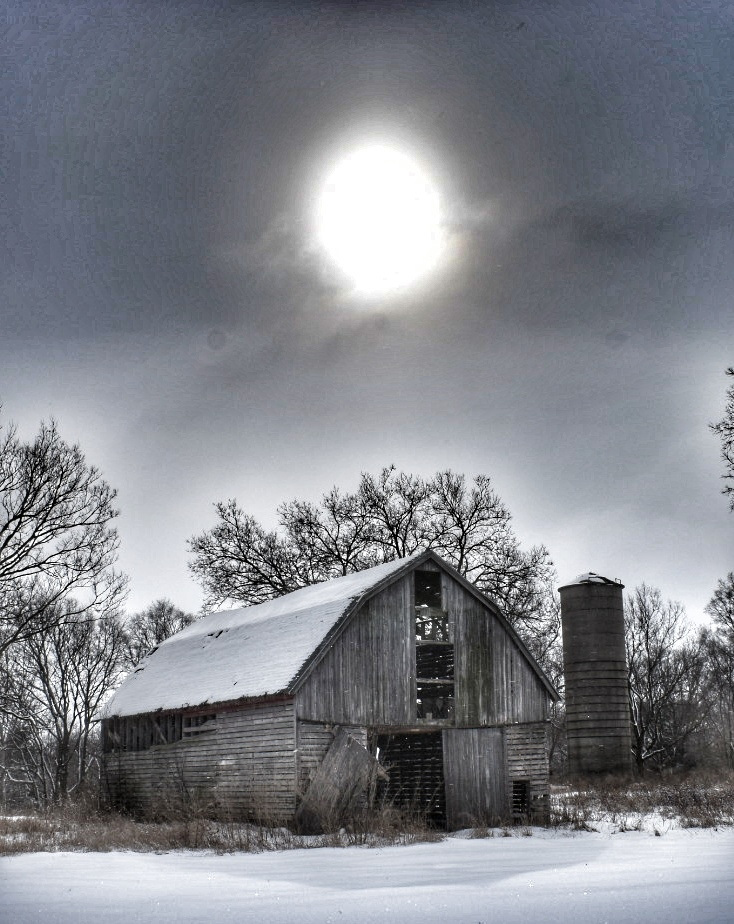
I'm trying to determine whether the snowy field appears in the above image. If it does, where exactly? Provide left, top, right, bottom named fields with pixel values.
left=2, top=828, right=733, bottom=924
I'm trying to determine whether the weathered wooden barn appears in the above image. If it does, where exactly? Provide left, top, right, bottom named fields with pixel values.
left=102, top=551, right=558, bottom=829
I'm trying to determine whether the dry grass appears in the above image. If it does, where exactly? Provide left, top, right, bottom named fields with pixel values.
left=551, top=769, right=734, bottom=831
left=0, top=811, right=221, bottom=856
left=7, top=770, right=730, bottom=855
left=0, top=804, right=443, bottom=856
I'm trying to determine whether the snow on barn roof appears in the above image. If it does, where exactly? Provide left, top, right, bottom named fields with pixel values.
left=104, top=555, right=424, bottom=718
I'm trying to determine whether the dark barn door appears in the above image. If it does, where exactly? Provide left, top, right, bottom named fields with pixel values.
left=371, top=731, right=446, bottom=826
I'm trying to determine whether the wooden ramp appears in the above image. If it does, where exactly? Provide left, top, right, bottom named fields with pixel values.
left=296, top=727, right=384, bottom=833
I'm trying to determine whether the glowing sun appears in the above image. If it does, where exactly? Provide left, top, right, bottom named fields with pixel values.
left=315, top=145, right=443, bottom=295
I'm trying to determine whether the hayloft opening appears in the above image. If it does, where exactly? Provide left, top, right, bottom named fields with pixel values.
left=416, top=680, right=454, bottom=720
left=414, top=570, right=454, bottom=720
left=415, top=570, right=442, bottom=608
left=415, top=570, right=447, bottom=641
left=371, top=731, right=446, bottom=826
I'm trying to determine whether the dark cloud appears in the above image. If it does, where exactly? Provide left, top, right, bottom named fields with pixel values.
left=5, top=1, right=734, bottom=342
left=538, top=196, right=734, bottom=255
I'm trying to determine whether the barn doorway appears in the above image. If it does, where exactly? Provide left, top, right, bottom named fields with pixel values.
left=370, top=731, right=446, bottom=827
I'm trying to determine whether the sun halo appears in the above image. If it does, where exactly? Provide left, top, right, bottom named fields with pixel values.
left=315, top=145, right=443, bottom=296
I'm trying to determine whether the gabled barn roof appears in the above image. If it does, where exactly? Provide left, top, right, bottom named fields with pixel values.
left=104, top=550, right=557, bottom=718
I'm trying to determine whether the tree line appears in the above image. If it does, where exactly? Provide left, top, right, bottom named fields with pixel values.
left=625, top=578, right=734, bottom=772
left=0, top=594, right=193, bottom=809
left=188, top=465, right=561, bottom=669
left=1, top=367, right=733, bottom=807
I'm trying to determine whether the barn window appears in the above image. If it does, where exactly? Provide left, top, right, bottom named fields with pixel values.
left=150, top=712, right=184, bottom=745
left=415, top=570, right=448, bottom=641
left=512, top=780, right=531, bottom=821
left=104, top=713, right=186, bottom=752
left=414, top=570, right=454, bottom=721
left=416, top=682, right=454, bottom=720
left=416, top=643, right=454, bottom=679
left=415, top=570, right=442, bottom=607
left=183, top=713, right=217, bottom=737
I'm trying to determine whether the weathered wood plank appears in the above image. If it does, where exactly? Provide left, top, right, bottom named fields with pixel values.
left=295, top=727, right=380, bottom=832
left=504, top=722, right=550, bottom=821
left=443, top=572, right=548, bottom=726
left=443, top=727, right=506, bottom=828
left=296, top=576, right=414, bottom=725
left=103, top=700, right=298, bottom=822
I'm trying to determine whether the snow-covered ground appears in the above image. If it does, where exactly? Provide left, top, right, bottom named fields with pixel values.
left=2, top=828, right=732, bottom=923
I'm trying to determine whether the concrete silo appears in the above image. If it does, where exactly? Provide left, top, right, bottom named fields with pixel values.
left=559, top=573, right=632, bottom=775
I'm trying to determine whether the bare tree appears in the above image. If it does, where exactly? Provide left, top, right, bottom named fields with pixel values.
left=0, top=413, right=124, bottom=655
left=189, top=502, right=306, bottom=608
left=697, top=573, right=734, bottom=769
left=700, top=627, right=734, bottom=770
left=0, top=594, right=127, bottom=806
left=188, top=466, right=556, bottom=647
left=711, top=367, right=734, bottom=511
left=359, top=466, right=433, bottom=558
left=278, top=487, right=377, bottom=581
left=625, top=585, right=705, bottom=771
left=124, top=599, right=197, bottom=668
left=705, top=572, right=734, bottom=643
left=0, top=648, right=39, bottom=809
left=427, top=472, right=511, bottom=575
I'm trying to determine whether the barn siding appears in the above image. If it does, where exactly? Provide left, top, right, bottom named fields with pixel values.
left=296, top=575, right=414, bottom=725
left=298, top=566, right=548, bottom=729
left=103, top=700, right=297, bottom=822
left=418, top=560, right=440, bottom=572
left=447, top=579, right=494, bottom=726
left=443, top=727, right=506, bottom=828
left=296, top=721, right=336, bottom=796
left=505, top=722, right=550, bottom=821
left=446, top=573, right=549, bottom=726
left=490, top=629, right=549, bottom=724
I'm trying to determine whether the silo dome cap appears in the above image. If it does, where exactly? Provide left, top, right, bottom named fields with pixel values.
left=574, top=572, right=617, bottom=584
left=559, top=572, right=624, bottom=589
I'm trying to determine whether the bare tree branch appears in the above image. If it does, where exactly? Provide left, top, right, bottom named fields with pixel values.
left=187, top=466, right=558, bottom=663
left=711, top=367, right=734, bottom=511
left=0, top=413, right=124, bottom=655
left=625, top=584, right=705, bottom=771
left=123, top=599, right=196, bottom=668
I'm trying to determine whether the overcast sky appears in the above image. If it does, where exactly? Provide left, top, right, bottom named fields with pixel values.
left=3, top=0, right=733, bottom=622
